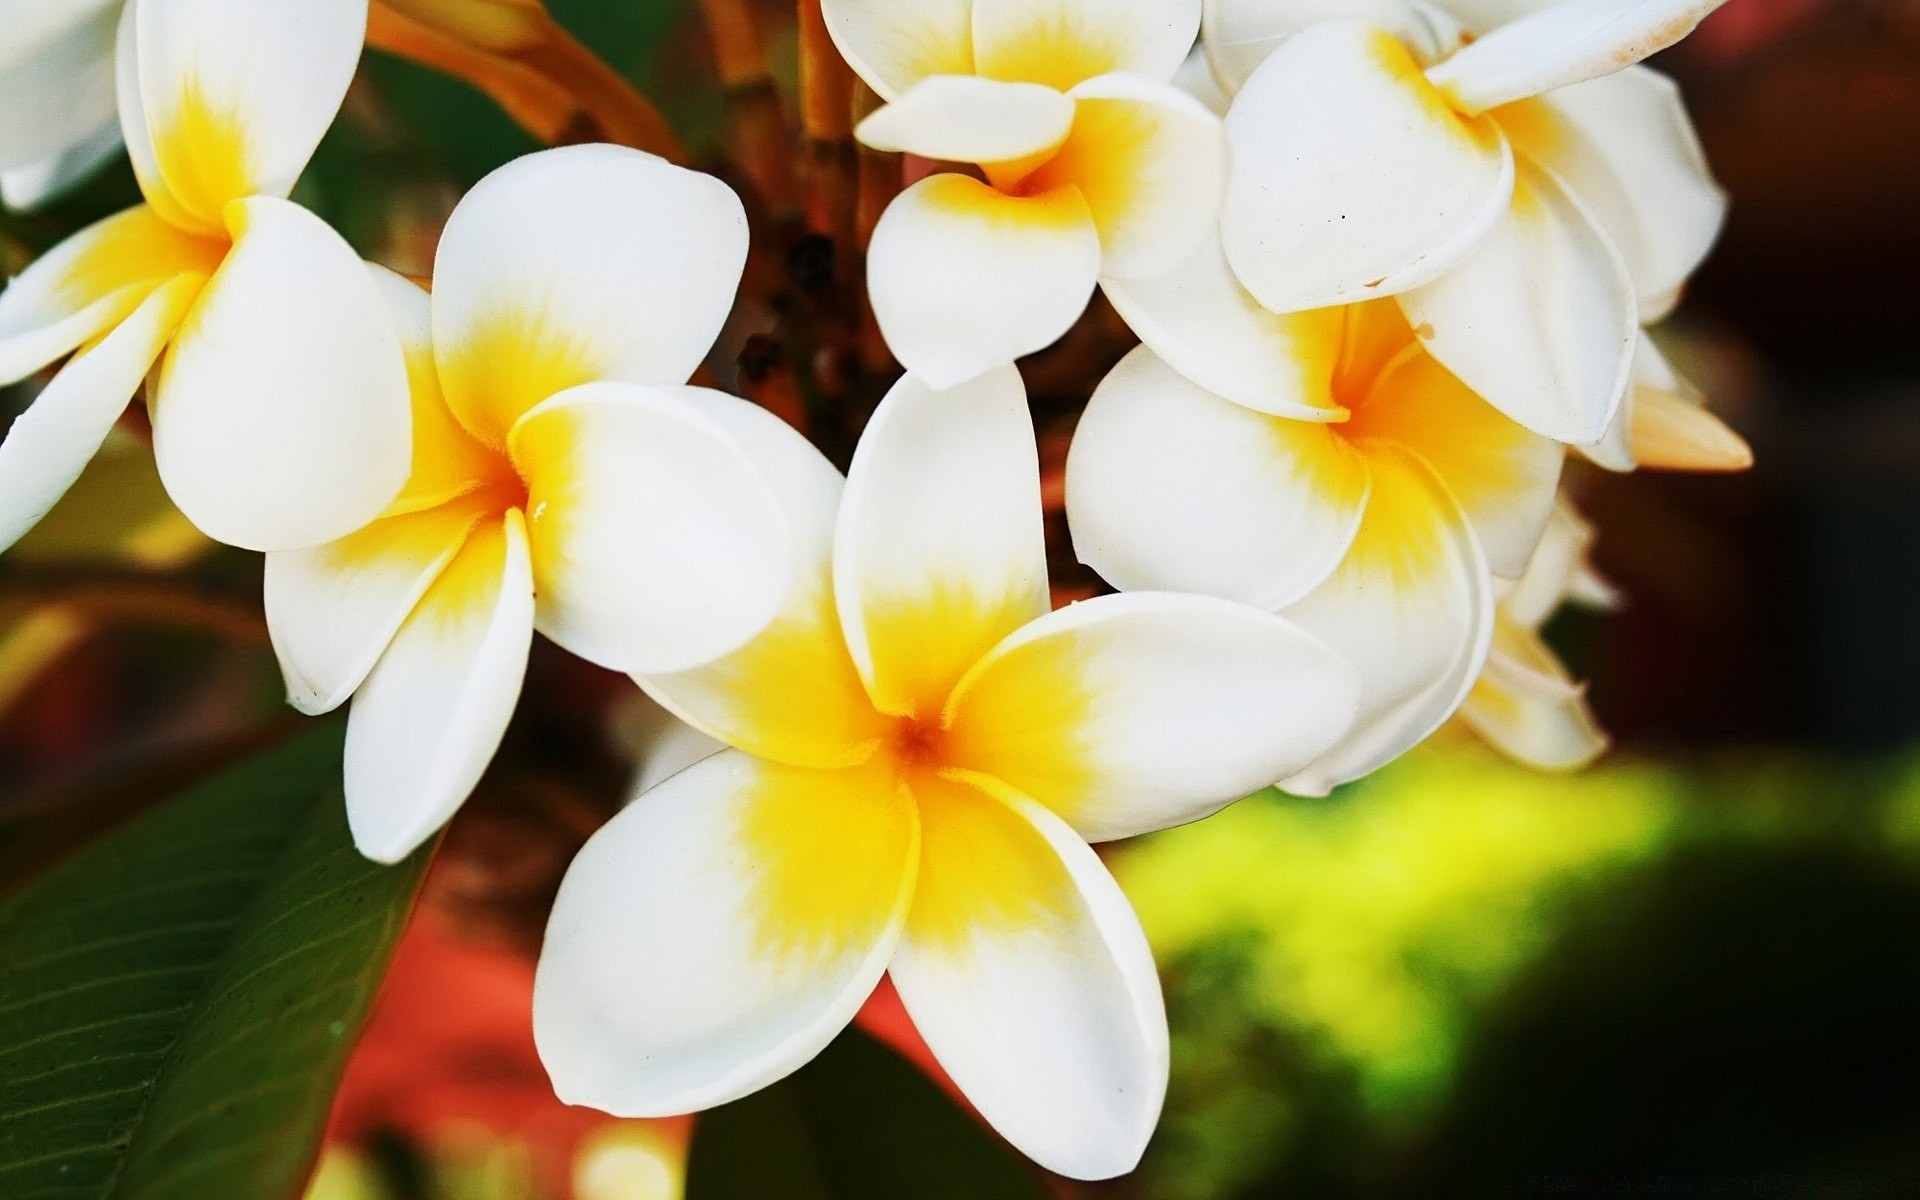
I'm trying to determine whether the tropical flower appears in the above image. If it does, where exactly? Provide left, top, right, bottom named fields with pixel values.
left=0, top=0, right=123, bottom=208
left=1205, top=0, right=1729, bottom=443
left=1067, top=252, right=1565, bottom=794
left=533, top=366, right=1361, bottom=1179
left=0, top=0, right=412, bottom=554
left=264, top=145, right=798, bottom=865
left=1458, top=499, right=1614, bottom=770
left=824, top=0, right=1225, bottom=389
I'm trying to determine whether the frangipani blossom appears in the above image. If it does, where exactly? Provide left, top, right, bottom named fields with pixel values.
left=1207, top=0, right=1729, bottom=443
left=534, top=367, right=1361, bottom=1179
left=1459, top=499, right=1613, bottom=770
left=0, top=0, right=123, bottom=208
left=825, top=0, right=1224, bottom=389
left=265, top=145, right=797, bottom=865
left=1069, top=246, right=1564, bottom=793
left=0, top=0, right=414, bottom=554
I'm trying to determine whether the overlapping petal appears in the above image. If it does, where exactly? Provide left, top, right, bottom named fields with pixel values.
left=1397, top=160, right=1636, bottom=446
left=0, top=276, right=199, bottom=554
left=943, top=592, right=1362, bottom=842
left=1203, top=0, right=1462, bottom=92
left=343, top=511, right=536, bottom=864
left=835, top=367, right=1049, bottom=718
left=1461, top=620, right=1607, bottom=769
left=0, top=123, right=122, bottom=210
left=855, top=75, right=1075, bottom=164
left=534, top=750, right=918, bottom=1115
left=432, top=145, right=749, bottom=446
left=1066, top=347, right=1366, bottom=609
left=1222, top=20, right=1513, bottom=312
left=1428, top=0, right=1729, bottom=114
left=151, top=196, right=412, bottom=552
left=820, top=0, right=975, bottom=101
left=866, top=173, right=1099, bottom=390
left=508, top=382, right=793, bottom=676
left=890, top=772, right=1165, bottom=1180
left=972, top=0, right=1200, bottom=91
left=0, top=3, right=119, bottom=180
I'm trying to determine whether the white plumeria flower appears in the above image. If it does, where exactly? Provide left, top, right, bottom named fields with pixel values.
left=265, top=145, right=798, bottom=865
left=1583, top=330, right=1751, bottom=473
left=0, top=0, right=123, bottom=208
left=0, top=0, right=412, bottom=554
left=1459, top=499, right=1612, bottom=770
left=824, top=0, right=1225, bottom=389
left=533, top=367, right=1361, bottom=1180
left=1068, top=243, right=1566, bottom=794
left=1206, top=0, right=1729, bottom=444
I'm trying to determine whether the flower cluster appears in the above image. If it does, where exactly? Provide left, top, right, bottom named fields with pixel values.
left=0, top=0, right=1746, bottom=1181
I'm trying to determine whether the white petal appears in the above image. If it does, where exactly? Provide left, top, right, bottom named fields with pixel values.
left=1460, top=620, right=1607, bottom=770
left=0, top=205, right=224, bottom=385
left=1397, top=160, right=1635, bottom=445
left=1066, top=346, right=1365, bottom=610
left=612, top=691, right=727, bottom=796
left=509, top=382, right=793, bottom=675
left=264, top=504, right=481, bottom=717
left=1046, top=74, right=1225, bottom=281
left=820, top=0, right=975, bottom=101
left=1222, top=20, right=1514, bottom=312
left=534, top=750, right=917, bottom=1115
left=855, top=75, right=1075, bottom=165
left=866, top=173, right=1100, bottom=390
left=1101, top=236, right=1347, bottom=420
left=0, top=276, right=198, bottom=554
left=891, top=773, right=1165, bottom=1181
left=1501, top=498, right=1596, bottom=629
left=128, top=0, right=369, bottom=231
left=0, top=5, right=118, bottom=177
left=151, top=196, right=411, bottom=552
left=0, top=121, right=122, bottom=210
left=1503, top=67, right=1724, bottom=318
left=973, top=0, right=1200, bottom=90
left=344, top=511, right=535, bottom=864
left=1281, top=442, right=1495, bottom=793
left=946, top=591, right=1362, bottom=842
left=835, top=366, right=1049, bottom=717
left=1171, top=46, right=1230, bottom=115
left=1203, top=0, right=1463, bottom=93
left=1427, top=0, right=1728, bottom=114
left=432, top=144, right=749, bottom=445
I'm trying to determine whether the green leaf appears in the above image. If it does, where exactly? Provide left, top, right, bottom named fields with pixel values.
left=685, top=1029, right=1048, bottom=1200
left=0, top=725, right=430, bottom=1199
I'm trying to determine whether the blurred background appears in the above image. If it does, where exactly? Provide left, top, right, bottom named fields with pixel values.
left=4, top=1, right=1919, bottom=1197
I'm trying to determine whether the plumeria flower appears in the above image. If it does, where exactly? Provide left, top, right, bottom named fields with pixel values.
left=533, top=367, right=1361, bottom=1179
left=1459, top=499, right=1613, bottom=770
left=1067, top=248, right=1565, bottom=793
left=0, top=0, right=123, bottom=208
left=1205, top=0, right=1729, bottom=444
left=1583, top=331, right=1752, bottom=473
left=824, top=0, right=1224, bottom=389
left=265, top=145, right=797, bottom=864
left=0, top=0, right=412, bottom=554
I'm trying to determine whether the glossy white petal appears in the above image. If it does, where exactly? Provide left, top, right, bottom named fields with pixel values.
left=1427, top=0, right=1728, bottom=114
left=151, top=196, right=411, bottom=552
left=1222, top=20, right=1513, bottom=312
left=535, top=750, right=918, bottom=1115
left=820, top=0, right=975, bottom=101
left=867, top=173, right=1100, bottom=390
left=1203, top=0, right=1462, bottom=92
left=0, top=276, right=197, bottom=554
left=0, top=5, right=118, bottom=177
left=1102, top=237, right=1345, bottom=420
left=128, top=0, right=369, bottom=231
left=1067, top=347, right=1365, bottom=609
left=508, top=382, right=793, bottom=676
left=1397, top=161, right=1635, bottom=445
left=1504, top=67, right=1724, bottom=318
left=855, top=76, right=1075, bottom=164
left=1281, top=443, right=1495, bottom=793
left=836, top=367, right=1049, bottom=718
left=892, top=774, right=1165, bottom=1181
left=344, top=512, right=535, bottom=864
left=973, top=0, right=1199, bottom=90
left=432, top=145, right=749, bottom=445
left=0, top=122, right=122, bottom=210
left=946, top=591, right=1362, bottom=842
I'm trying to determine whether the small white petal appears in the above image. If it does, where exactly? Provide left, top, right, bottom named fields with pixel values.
left=856, top=75, right=1075, bottom=165
left=820, top=0, right=975, bottom=101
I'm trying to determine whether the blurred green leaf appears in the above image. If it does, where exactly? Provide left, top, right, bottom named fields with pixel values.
left=0, top=725, right=430, bottom=1199
left=685, top=1029, right=1046, bottom=1200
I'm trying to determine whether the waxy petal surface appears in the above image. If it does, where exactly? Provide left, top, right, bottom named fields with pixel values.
left=821, top=0, right=975, bottom=101
left=973, top=0, right=1200, bottom=91
left=856, top=75, right=1075, bottom=165
left=1203, top=0, right=1462, bottom=92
